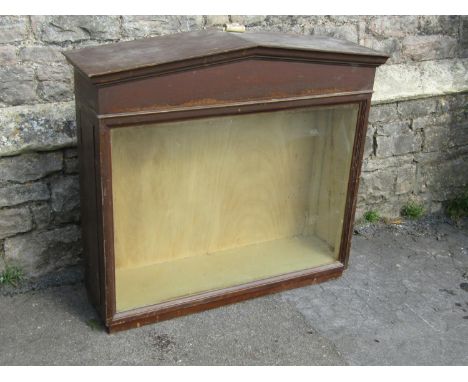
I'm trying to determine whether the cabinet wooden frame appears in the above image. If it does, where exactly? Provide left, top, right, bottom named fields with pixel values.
left=66, top=30, right=387, bottom=332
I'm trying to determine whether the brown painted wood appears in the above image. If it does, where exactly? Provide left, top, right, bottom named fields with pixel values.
left=74, top=75, right=101, bottom=311
left=63, top=29, right=388, bottom=84
left=66, top=30, right=388, bottom=333
left=339, top=97, right=373, bottom=267
left=107, top=263, right=344, bottom=333
left=97, top=59, right=376, bottom=115
left=74, top=71, right=98, bottom=112
left=101, top=92, right=372, bottom=128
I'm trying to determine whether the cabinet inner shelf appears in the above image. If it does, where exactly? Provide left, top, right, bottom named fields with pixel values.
left=116, top=234, right=337, bottom=312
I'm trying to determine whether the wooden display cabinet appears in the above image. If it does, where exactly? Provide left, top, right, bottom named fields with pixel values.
left=64, top=29, right=388, bottom=332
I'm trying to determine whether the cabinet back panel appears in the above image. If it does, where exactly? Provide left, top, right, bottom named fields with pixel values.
left=111, top=105, right=358, bottom=270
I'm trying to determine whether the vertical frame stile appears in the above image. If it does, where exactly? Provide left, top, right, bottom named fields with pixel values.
left=96, top=120, right=117, bottom=326
left=338, top=97, right=372, bottom=267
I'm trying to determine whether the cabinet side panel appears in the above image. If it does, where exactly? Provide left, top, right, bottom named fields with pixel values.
left=75, top=74, right=102, bottom=310
left=312, top=106, right=359, bottom=250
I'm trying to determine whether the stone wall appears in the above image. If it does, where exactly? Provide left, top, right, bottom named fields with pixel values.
left=0, top=15, right=467, bottom=277
left=359, top=92, right=468, bottom=218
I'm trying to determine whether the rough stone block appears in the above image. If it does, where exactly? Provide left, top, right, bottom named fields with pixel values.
left=436, top=96, right=457, bottom=114
left=423, top=118, right=468, bottom=153
left=372, top=59, right=468, bottom=104
left=376, top=120, right=410, bottom=137
left=37, top=80, right=73, bottom=102
left=0, top=207, right=32, bottom=239
left=412, top=113, right=452, bottom=130
left=359, top=169, right=396, bottom=204
left=30, top=203, right=51, bottom=229
left=368, top=103, right=399, bottom=124
left=4, top=225, right=82, bottom=277
left=0, top=46, right=18, bottom=65
left=0, top=182, right=49, bottom=208
left=19, top=46, right=65, bottom=64
left=122, top=15, right=203, bottom=38
left=417, top=155, right=468, bottom=201
left=362, top=154, right=414, bottom=172
left=326, top=16, right=365, bottom=25
left=0, top=66, right=33, bottom=84
left=0, top=16, right=28, bottom=43
left=205, top=15, right=230, bottom=26
left=417, top=15, right=460, bottom=36
left=363, top=126, right=375, bottom=159
left=368, top=16, right=418, bottom=38
left=0, top=102, right=76, bottom=156
left=0, top=152, right=62, bottom=183
left=64, top=157, right=79, bottom=174
left=261, top=16, right=309, bottom=34
left=376, top=132, right=422, bottom=157
left=449, top=122, right=468, bottom=148
left=438, top=93, right=468, bottom=113
left=0, top=82, right=37, bottom=107
left=31, top=16, right=121, bottom=43
left=401, top=35, right=457, bottom=61
left=461, top=16, right=468, bottom=57
left=372, top=63, right=422, bottom=103
left=36, top=65, right=72, bottom=82
left=422, top=60, right=468, bottom=98
left=397, top=97, right=438, bottom=119
left=63, top=148, right=78, bottom=158
left=313, top=24, right=358, bottom=43
left=50, top=176, right=80, bottom=223
left=435, top=97, right=451, bottom=115
left=230, top=15, right=266, bottom=26
left=359, top=36, right=402, bottom=64
left=0, top=66, right=36, bottom=106
left=413, top=150, right=444, bottom=166
left=423, top=125, right=448, bottom=153
left=395, top=165, right=416, bottom=195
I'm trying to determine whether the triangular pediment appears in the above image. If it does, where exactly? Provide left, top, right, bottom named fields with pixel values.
left=64, top=29, right=388, bottom=84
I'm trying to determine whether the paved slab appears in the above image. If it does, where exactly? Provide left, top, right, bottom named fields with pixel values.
left=283, top=219, right=468, bottom=365
left=0, top=217, right=467, bottom=365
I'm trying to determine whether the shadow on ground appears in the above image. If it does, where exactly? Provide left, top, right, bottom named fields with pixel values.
left=0, top=217, right=467, bottom=365
left=0, top=277, right=343, bottom=365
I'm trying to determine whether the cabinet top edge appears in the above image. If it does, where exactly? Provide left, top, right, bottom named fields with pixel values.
left=63, top=29, right=389, bottom=84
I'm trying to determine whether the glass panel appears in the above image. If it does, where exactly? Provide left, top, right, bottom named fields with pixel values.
left=111, top=104, right=359, bottom=312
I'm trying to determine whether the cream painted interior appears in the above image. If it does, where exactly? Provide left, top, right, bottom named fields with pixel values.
left=111, top=104, right=358, bottom=312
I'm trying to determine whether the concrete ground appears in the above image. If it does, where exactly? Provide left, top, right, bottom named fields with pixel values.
left=1, top=217, right=467, bottom=365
